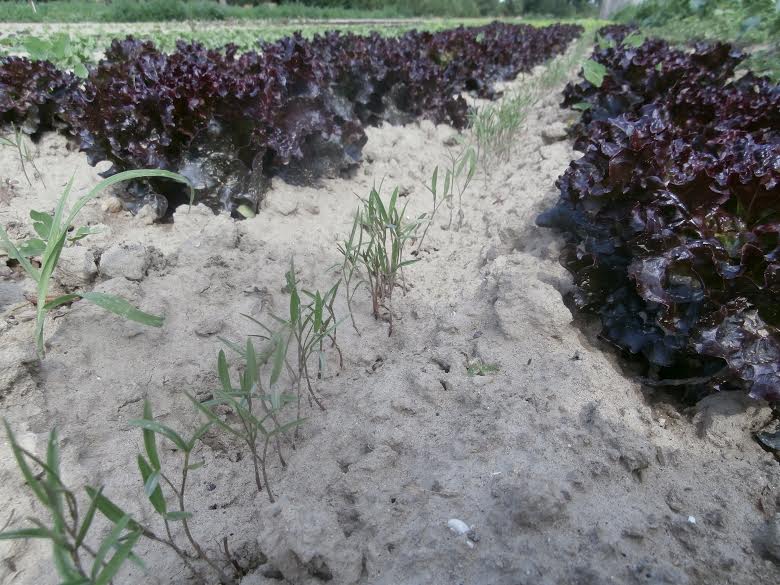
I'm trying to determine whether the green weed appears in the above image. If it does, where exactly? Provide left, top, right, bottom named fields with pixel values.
left=469, top=32, right=591, bottom=168
left=0, top=124, right=42, bottom=187
left=417, top=145, right=477, bottom=249
left=187, top=338, right=303, bottom=502
left=466, top=360, right=500, bottom=376
left=0, top=169, right=193, bottom=357
left=237, top=260, right=342, bottom=428
left=1, top=408, right=240, bottom=584
left=336, top=212, right=365, bottom=335
left=341, top=185, right=423, bottom=335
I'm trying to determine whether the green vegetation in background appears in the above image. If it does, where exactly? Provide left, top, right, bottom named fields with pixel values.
left=0, top=0, right=597, bottom=22
left=617, top=0, right=779, bottom=80
left=0, top=18, right=607, bottom=70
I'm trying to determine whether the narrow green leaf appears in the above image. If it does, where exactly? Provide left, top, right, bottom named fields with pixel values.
left=3, top=420, right=48, bottom=506
left=184, top=392, right=242, bottom=439
left=65, top=169, right=194, bottom=227
left=136, top=456, right=166, bottom=516
left=270, top=333, right=287, bottom=388
left=245, top=339, right=258, bottom=390
left=67, top=226, right=100, bottom=242
left=0, top=527, right=54, bottom=540
left=42, top=294, right=80, bottom=311
left=45, top=429, right=66, bottom=537
left=78, top=292, right=163, bottom=327
left=58, top=578, right=91, bottom=585
left=141, top=401, right=160, bottom=470
left=84, top=487, right=142, bottom=532
left=127, top=419, right=187, bottom=451
left=289, top=287, right=300, bottom=325
left=217, top=348, right=232, bottom=392
left=94, top=529, right=141, bottom=585
left=75, top=486, right=102, bottom=547
left=143, top=470, right=161, bottom=498
left=91, top=515, right=131, bottom=581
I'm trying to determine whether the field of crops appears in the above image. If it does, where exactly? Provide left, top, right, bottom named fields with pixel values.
left=0, top=17, right=778, bottom=585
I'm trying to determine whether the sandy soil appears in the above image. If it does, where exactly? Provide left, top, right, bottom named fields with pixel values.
left=0, top=62, right=778, bottom=585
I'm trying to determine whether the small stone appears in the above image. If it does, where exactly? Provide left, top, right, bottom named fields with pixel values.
left=541, top=121, right=568, bottom=144
left=101, top=196, right=124, bottom=213
left=194, top=317, right=223, bottom=337
left=99, top=242, right=150, bottom=281
left=136, top=204, right=158, bottom=225
left=665, top=487, right=685, bottom=512
left=55, top=246, right=98, bottom=289
left=693, top=391, right=773, bottom=449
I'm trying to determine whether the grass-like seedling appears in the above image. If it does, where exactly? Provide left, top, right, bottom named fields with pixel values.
left=0, top=124, right=42, bottom=187
left=0, top=422, right=143, bottom=585
left=240, top=260, right=342, bottom=427
left=127, top=401, right=236, bottom=583
left=0, top=412, right=240, bottom=585
left=466, top=361, right=500, bottom=376
left=470, top=88, right=534, bottom=170
left=470, top=34, right=591, bottom=170
left=417, top=145, right=477, bottom=251
left=342, top=186, right=423, bottom=335
left=0, top=169, right=193, bottom=357
left=187, top=338, right=303, bottom=503
left=336, top=212, right=364, bottom=335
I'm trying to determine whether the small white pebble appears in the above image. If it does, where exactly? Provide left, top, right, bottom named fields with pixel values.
left=447, top=518, right=470, bottom=535
left=688, top=516, right=696, bottom=524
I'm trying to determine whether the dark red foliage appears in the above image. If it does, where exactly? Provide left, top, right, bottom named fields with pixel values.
left=1, top=23, right=583, bottom=215
left=67, top=36, right=367, bottom=214
left=288, top=22, right=583, bottom=128
left=595, top=24, right=639, bottom=45
left=0, top=56, right=78, bottom=135
left=539, top=36, right=780, bottom=401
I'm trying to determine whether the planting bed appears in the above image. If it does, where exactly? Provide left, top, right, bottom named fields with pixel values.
left=0, top=22, right=778, bottom=585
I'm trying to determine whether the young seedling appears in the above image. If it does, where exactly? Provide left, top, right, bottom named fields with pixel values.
left=0, top=169, right=193, bottom=357
left=417, top=145, right=477, bottom=251
left=242, top=260, right=342, bottom=427
left=469, top=34, right=590, bottom=170
left=1, top=412, right=241, bottom=585
left=0, top=421, right=144, bottom=585
left=187, top=338, right=302, bottom=502
left=0, top=124, right=42, bottom=187
left=466, top=360, right=500, bottom=376
left=336, top=212, right=364, bottom=335
left=127, top=401, right=236, bottom=583
left=340, top=185, right=422, bottom=335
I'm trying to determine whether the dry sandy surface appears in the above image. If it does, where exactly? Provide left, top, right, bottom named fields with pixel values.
left=0, top=64, right=778, bottom=585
